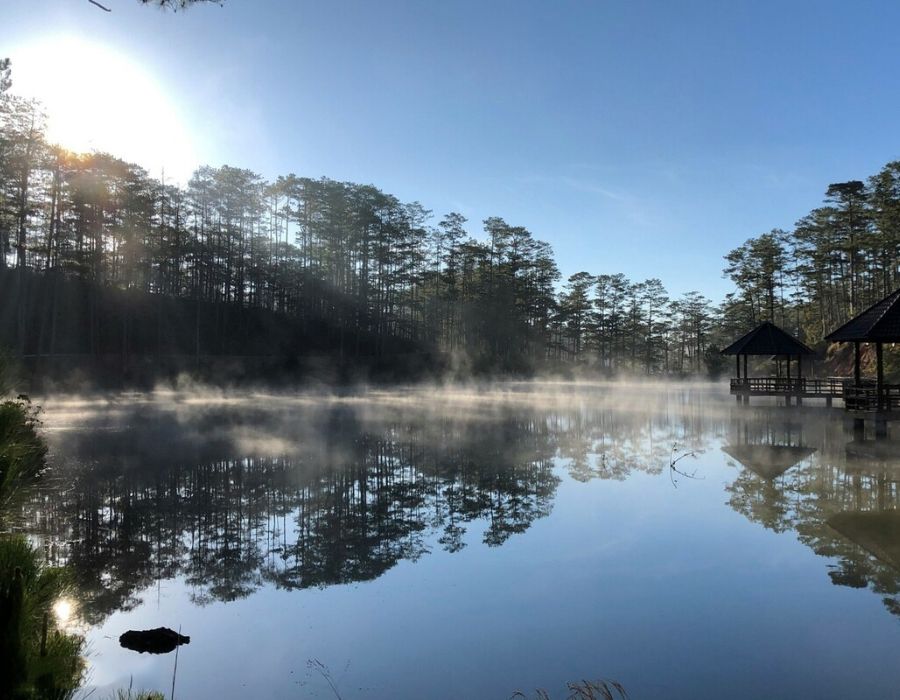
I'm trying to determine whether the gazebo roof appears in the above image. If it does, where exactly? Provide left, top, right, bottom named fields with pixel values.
left=720, top=321, right=815, bottom=356
left=827, top=511, right=900, bottom=573
left=722, top=444, right=816, bottom=480
left=826, top=288, right=900, bottom=343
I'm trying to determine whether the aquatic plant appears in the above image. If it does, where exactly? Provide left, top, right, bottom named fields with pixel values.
left=511, top=679, right=629, bottom=700
left=107, top=690, right=166, bottom=700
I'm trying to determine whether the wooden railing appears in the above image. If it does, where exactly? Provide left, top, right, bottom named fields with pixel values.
left=730, top=377, right=845, bottom=396
left=842, top=383, right=900, bottom=412
left=730, top=376, right=900, bottom=411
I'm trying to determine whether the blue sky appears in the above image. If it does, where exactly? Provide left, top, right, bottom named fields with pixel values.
left=4, top=0, right=900, bottom=300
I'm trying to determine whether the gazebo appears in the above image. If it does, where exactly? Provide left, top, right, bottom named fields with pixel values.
left=825, top=287, right=900, bottom=417
left=721, top=321, right=817, bottom=405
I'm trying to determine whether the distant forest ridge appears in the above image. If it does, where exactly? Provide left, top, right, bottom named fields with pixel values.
left=1, top=63, right=899, bottom=381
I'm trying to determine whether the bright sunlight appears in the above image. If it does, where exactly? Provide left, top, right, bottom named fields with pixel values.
left=10, top=35, right=197, bottom=182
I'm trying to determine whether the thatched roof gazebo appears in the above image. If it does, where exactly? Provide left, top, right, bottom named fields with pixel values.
left=826, top=288, right=900, bottom=415
left=721, top=322, right=817, bottom=404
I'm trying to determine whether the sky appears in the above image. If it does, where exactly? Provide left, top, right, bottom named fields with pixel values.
left=4, top=0, right=900, bottom=301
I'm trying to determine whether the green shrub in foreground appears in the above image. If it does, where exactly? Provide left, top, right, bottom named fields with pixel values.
left=0, top=536, right=85, bottom=699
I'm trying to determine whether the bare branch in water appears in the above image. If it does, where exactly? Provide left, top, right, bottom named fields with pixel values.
left=669, top=443, right=702, bottom=487
left=307, top=658, right=345, bottom=700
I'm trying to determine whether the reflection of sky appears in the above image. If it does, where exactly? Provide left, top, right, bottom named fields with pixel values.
left=32, top=387, right=900, bottom=699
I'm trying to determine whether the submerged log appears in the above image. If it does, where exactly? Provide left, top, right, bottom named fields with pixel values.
left=119, top=627, right=190, bottom=654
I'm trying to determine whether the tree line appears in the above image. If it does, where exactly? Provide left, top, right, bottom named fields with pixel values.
left=724, top=171, right=900, bottom=346
left=6, top=56, right=900, bottom=380
left=0, top=61, right=720, bottom=378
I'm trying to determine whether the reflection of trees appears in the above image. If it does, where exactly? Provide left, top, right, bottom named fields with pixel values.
left=552, top=393, right=719, bottom=481
left=725, top=412, right=900, bottom=617
left=22, top=405, right=560, bottom=624
left=20, top=388, right=726, bottom=624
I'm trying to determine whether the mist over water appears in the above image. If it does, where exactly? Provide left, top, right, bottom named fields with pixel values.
left=17, top=381, right=900, bottom=699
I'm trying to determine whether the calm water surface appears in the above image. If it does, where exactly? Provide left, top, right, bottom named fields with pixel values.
left=19, top=382, right=900, bottom=699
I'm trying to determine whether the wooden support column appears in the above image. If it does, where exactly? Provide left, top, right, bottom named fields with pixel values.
left=854, top=342, right=861, bottom=386
left=876, top=342, right=884, bottom=412
left=786, top=354, right=792, bottom=406
left=743, top=354, right=749, bottom=405
left=796, top=354, right=803, bottom=406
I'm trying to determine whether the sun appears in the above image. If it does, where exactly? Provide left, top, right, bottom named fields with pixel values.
left=10, top=35, right=198, bottom=183
left=53, top=597, right=76, bottom=626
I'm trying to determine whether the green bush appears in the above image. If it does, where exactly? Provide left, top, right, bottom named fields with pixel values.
left=0, top=398, right=48, bottom=516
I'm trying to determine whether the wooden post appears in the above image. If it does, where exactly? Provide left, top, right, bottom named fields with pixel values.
left=876, top=342, right=884, bottom=412
left=854, top=341, right=861, bottom=386
left=786, top=354, right=792, bottom=406
left=743, top=354, right=749, bottom=405
left=797, top=354, right=803, bottom=406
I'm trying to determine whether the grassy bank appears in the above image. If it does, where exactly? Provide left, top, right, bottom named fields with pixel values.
left=1, top=350, right=85, bottom=699
left=0, top=536, right=85, bottom=699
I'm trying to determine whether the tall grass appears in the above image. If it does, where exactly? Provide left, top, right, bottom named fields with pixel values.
left=108, top=690, right=166, bottom=700
left=511, top=679, right=629, bottom=700
left=1, top=349, right=83, bottom=699
left=0, top=536, right=85, bottom=699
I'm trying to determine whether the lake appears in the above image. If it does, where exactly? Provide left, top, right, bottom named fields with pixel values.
left=18, top=382, right=900, bottom=699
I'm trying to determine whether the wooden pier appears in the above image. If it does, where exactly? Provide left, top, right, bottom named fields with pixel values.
left=729, top=377, right=845, bottom=405
left=723, top=289, right=900, bottom=437
left=842, top=384, right=900, bottom=412
left=729, top=376, right=900, bottom=411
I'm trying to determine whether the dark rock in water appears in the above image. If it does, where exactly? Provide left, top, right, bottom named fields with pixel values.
left=119, top=627, right=190, bottom=654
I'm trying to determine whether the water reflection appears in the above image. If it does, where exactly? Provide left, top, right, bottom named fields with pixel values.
left=723, top=408, right=900, bottom=616
left=22, top=386, right=723, bottom=626
left=18, top=385, right=900, bottom=631
left=28, top=409, right=562, bottom=622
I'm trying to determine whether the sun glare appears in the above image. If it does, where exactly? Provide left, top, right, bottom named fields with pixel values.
left=53, top=598, right=75, bottom=626
left=11, top=35, right=198, bottom=182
